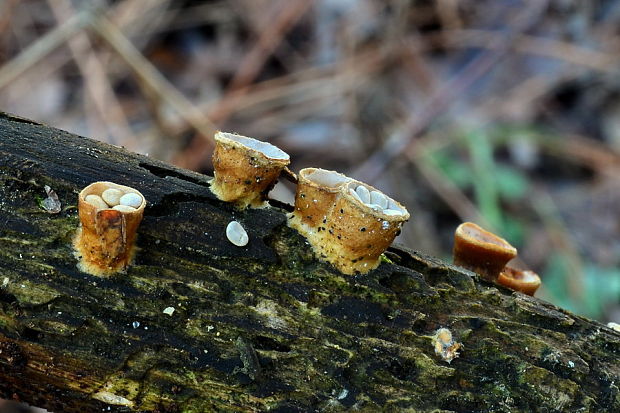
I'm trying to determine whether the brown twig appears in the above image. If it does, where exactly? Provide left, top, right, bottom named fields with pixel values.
left=440, top=29, right=619, bottom=73
left=0, top=7, right=92, bottom=91
left=351, top=0, right=550, bottom=184
left=90, top=14, right=218, bottom=153
left=226, top=0, right=313, bottom=92
left=173, top=48, right=386, bottom=170
left=47, top=0, right=136, bottom=149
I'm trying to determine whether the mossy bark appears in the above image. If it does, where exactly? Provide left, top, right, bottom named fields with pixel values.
left=0, top=112, right=619, bottom=412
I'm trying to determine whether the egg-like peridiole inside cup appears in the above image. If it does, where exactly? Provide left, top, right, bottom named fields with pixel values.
left=210, top=131, right=290, bottom=209
left=74, top=181, right=146, bottom=276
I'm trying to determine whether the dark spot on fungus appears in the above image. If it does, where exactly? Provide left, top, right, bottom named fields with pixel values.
left=360, top=227, right=366, bottom=232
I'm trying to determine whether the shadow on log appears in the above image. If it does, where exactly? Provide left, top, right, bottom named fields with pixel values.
left=0, top=112, right=619, bottom=412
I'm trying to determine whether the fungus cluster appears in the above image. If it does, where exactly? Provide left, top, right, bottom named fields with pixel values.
left=453, top=222, right=541, bottom=296
left=206, top=132, right=410, bottom=274
left=70, top=131, right=545, bottom=294
left=73, top=181, right=146, bottom=276
left=288, top=168, right=409, bottom=274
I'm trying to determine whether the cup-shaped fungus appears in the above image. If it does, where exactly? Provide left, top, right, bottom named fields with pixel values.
left=453, top=222, right=517, bottom=281
left=211, top=131, right=290, bottom=209
left=289, top=168, right=410, bottom=275
left=73, top=181, right=146, bottom=276
left=289, top=168, right=351, bottom=230
left=497, top=266, right=541, bottom=296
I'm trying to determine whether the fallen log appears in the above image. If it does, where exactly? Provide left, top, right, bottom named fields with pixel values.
left=0, top=112, right=619, bottom=412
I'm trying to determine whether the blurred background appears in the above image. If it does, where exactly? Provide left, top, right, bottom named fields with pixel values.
left=2, top=0, right=620, bottom=330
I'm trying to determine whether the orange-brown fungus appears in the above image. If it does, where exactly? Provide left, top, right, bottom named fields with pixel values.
left=74, top=181, right=146, bottom=276
left=453, top=222, right=517, bottom=281
left=497, top=267, right=541, bottom=296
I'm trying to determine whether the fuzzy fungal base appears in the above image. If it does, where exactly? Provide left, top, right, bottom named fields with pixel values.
left=0, top=113, right=619, bottom=412
left=288, top=213, right=385, bottom=274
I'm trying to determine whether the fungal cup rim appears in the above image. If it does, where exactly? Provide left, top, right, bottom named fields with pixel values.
left=455, top=222, right=516, bottom=254
left=79, top=181, right=146, bottom=212
left=299, top=167, right=352, bottom=192
left=215, top=131, right=290, bottom=162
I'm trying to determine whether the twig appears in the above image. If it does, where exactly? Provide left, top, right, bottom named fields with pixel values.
left=47, top=0, right=136, bottom=149
left=173, top=48, right=386, bottom=170
left=440, top=29, right=619, bottom=73
left=226, top=0, right=314, bottom=92
left=0, top=7, right=93, bottom=91
left=90, top=14, right=217, bottom=153
left=351, top=0, right=550, bottom=183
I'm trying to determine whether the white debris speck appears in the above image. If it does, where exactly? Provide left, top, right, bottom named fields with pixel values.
left=119, top=192, right=143, bottom=208
left=568, top=361, right=575, bottom=368
left=337, top=389, right=349, bottom=400
left=132, top=321, right=140, bottom=329
left=2, top=277, right=8, bottom=288
left=433, top=328, right=462, bottom=363
left=92, top=391, right=133, bottom=407
left=207, top=325, right=215, bottom=332
left=382, top=220, right=390, bottom=230
left=42, top=185, right=62, bottom=213
left=226, top=220, right=249, bottom=246
left=163, top=306, right=175, bottom=316
left=608, top=322, right=620, bottom=332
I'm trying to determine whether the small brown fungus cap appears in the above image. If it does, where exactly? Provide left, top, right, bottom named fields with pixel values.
left=211, top=131, right=290, bottom=209
left=289, top=168, right=410, bottom=275
left=453, top=222, right=517, bottom=281
left=74, top=181, right=146, bottom=276
left=497, top=266, right=541, bottom=296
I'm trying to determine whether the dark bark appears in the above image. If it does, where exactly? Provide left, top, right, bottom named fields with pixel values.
left=0, top=112, right=619, bottom=412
